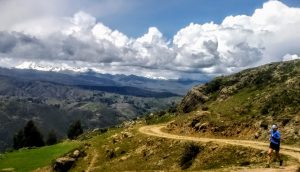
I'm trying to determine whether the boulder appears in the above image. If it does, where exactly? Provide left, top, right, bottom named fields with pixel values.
left=120, top=155, right=130, bottom=161
left=53, top=157, right=75, bottom=172
left=211, top=145, right=218, bottom=151
left=194, top=122, right=202, bottom=130
left=1, top=168, right=15, bottom=172
left=114, top=147, right=120, bottom=152
left=199, top=123, right=209, bottom=131
left=189, top=119, right=200, bottom=128
left=122, top=132, right=133, bottom=138
left=179, top=86, right=209, bottom=113
left=72, top=150, right=80, bottom=158
left=259, top=151, right=266, bottom=156
left=254, top=133, right=260, bottom=139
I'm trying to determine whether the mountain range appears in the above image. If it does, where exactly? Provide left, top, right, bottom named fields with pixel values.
left=0, top=67, right=203, bottom=152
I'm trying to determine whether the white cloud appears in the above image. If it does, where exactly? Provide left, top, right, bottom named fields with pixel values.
left=0, top=0, right=300, bottom=79
left=282, top=54, right=300, bottom=61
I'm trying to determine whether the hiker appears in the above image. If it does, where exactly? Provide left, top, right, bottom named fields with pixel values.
left=267, top=124, right=283, bottom=167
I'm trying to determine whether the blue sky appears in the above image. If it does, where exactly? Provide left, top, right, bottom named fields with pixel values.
left=90, top=0, right=300, bottom=38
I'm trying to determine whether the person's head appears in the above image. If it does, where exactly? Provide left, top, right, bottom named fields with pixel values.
left=272, top=124, right=278, bottom=131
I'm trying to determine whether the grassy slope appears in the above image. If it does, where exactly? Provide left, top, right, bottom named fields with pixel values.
left=1, top=61, right=299, bottom=171
left=0, top=114, right=294, bottom=171
left=0, top=141, right=80, bottom=172
left=69, top=118, right=274, bottom=171
left=174, top=60, right=300, bottom=145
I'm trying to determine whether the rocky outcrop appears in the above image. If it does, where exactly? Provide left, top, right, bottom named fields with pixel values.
left=53, top=157, right=75, bottom=172
left=178, top=60, right=300, bottom=116
left=53, top=149, right=85, bottom=172
left=179, top=86, right=209, bottom=113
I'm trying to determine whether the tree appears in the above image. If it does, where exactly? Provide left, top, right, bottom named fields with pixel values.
left=13, top=129, right=25, bottom=149
left=13, top=120, right=45, bottom=149
left=46, top=130, right=58, bottom=145
left=67, top=120, right=83, bottom=139
left=23, top=120, right=44, bottom=147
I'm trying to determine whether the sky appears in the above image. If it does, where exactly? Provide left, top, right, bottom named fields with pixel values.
left=0, top=0, right=300, bottom=79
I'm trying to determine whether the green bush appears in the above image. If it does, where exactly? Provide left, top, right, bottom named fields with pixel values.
left=13, top=120, right=44, bottom=149
left=179, top=143, right=202, bottom=170
left=204, top=78, right=223, bottom=94
left=67, top=120, right=83, bottom=140
left=46, top=130, right=58, bottom=145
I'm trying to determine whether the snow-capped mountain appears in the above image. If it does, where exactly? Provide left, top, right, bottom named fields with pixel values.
left=15, top=61, right=89, bottom=73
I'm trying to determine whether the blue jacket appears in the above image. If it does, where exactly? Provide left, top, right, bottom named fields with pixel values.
left=270, top=130, right=280, bottom=145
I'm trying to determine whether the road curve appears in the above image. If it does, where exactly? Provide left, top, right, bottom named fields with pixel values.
left=139, top=124, right=300, bottom=171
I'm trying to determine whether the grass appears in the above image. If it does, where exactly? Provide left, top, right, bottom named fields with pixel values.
left=145, top=113, right=176, bottom=125
left=208, top=88, right=262, bottom=120
left=70, top=121, right=273, bottom=172
left=0, top=141, right=80, bottom=172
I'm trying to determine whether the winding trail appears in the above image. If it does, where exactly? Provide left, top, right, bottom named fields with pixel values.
left=86, top=149, right=99, bottom=172
left=139, top=124, right=300, bottom=171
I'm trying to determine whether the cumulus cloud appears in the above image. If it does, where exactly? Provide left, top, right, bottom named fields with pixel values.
left=282, top=54, right=300, bottom=61
left=0, top=0, right=300, bottom=79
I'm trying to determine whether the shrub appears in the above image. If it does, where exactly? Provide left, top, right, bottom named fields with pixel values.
left=13, top=130, right=25, bottom=149
left=46, top=130, right=58, bottom=145
left=23, top=120, right=45, bottom=147
left=67, top=120, right=83, bottom=140
left=13, top=120, right=45, bottom=149
left=204, top=78, right=223, bottom=94
left=179, top=143, right=202, bottom=170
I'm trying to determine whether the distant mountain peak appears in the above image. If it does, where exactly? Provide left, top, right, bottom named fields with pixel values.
left=15, top=61, right=89, bottom=73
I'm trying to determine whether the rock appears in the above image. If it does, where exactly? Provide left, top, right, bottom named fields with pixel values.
left=107, top=151, right=116, bottom=159
left=135, top=145, right=147, bottom=154
left=162, top=154, right=170, bottom=159
left=238, top=151, right=245, bottom=156
left=148, top=150, right=154, bottom=156
left=1, top=168, right=15, bottom=172
left=111, top=134, right=119, bottom=143
left=220, top=85, right=237, bottom=97
left=53, top=157, right=75, bottom=172
left=120, top=155, right=130, bottom=161
left=179, top=86, right=209, bottom=113
left=199, top=123, right=208, bottom=130
left=122, top=132, right=133, bottom=138
left=114, top=147, right=120, bottom=152
left=254, top=133, right=260, bottom=139
left=240, top=161, right=250, bottom=166
left=100, top=128, right=108, bottom=133
left=156, top=160, right=164, bottom=166
left=211, top=145, right=218, bottom=151
left=189, top=119, right=200, bottom=128
left=72, top=150, right=80, bottom=158
left=260, top=122, right=268, bottom=130
left=92, top=128, right=100, bottom=132
left=260, top=151, right=266, bottom=156
left=194, top=122, right=202, bottom=130
left=84, top=143, right=91, bottom=147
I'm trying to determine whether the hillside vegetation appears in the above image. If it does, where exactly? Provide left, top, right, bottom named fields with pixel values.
left=174, top=59, right=300, bottom=144
left=0, top=60, right=299, bottom=171
left=0, top=141, right=79, bottom=172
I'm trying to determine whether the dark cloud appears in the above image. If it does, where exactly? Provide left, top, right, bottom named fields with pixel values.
left=0, top=31, right=17, bottom=53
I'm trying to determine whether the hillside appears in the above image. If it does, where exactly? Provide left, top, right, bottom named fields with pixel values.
left=0, top=68, right=188, bottom=152
left=0, top=60, right=299, bottom=172
left=0, top=67, right=202, bottom=95
left=172, top=59, right=300, bottom=143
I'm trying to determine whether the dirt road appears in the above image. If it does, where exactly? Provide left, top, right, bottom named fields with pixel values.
left=139, top=124, right=300, bottom=172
